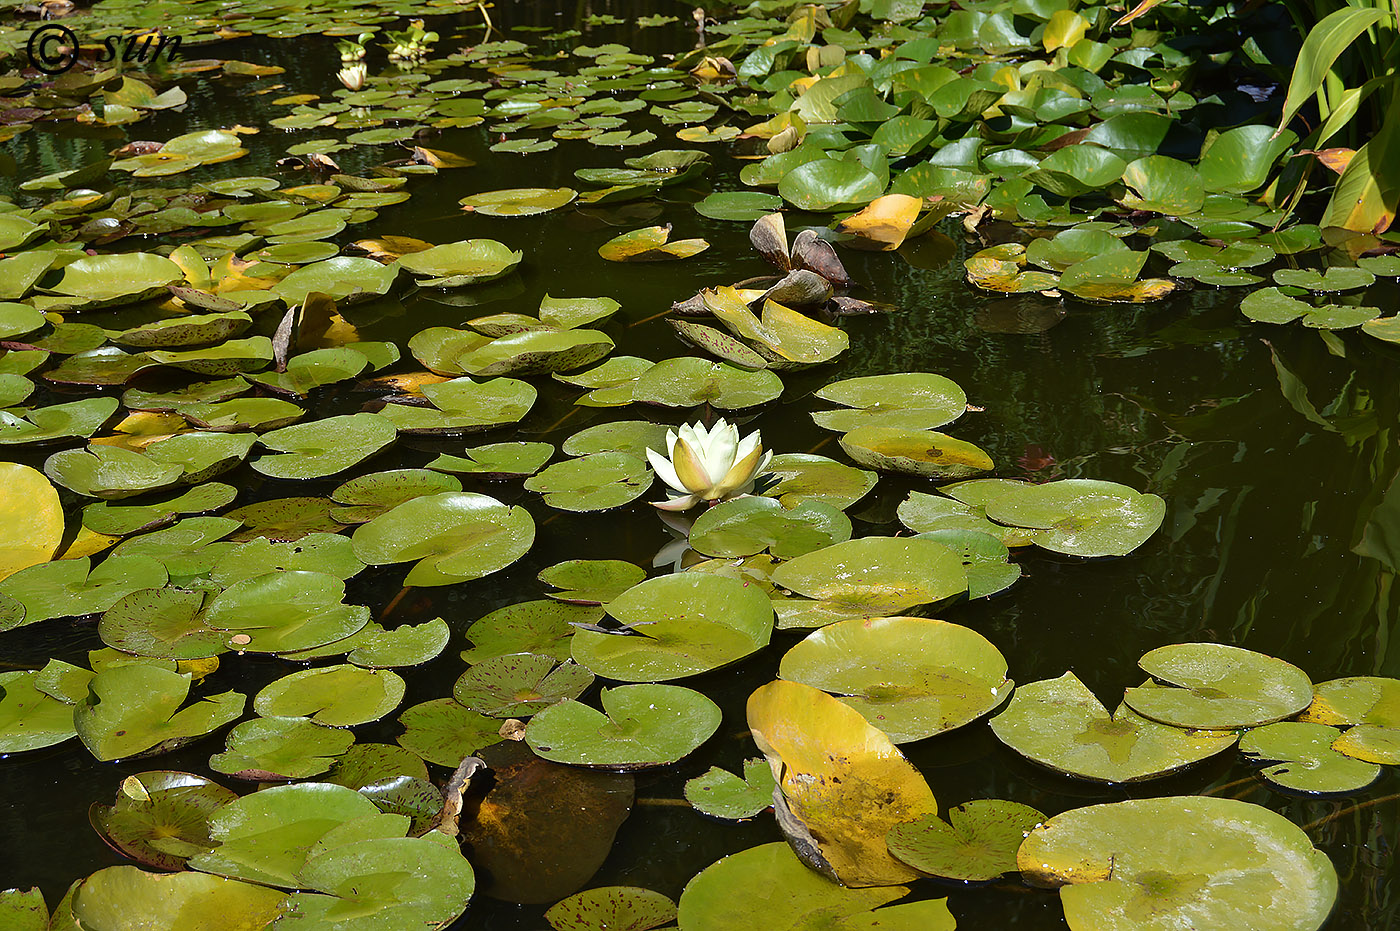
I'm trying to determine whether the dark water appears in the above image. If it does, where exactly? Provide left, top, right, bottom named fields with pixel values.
left=2, top=2, right=1398, bottom=927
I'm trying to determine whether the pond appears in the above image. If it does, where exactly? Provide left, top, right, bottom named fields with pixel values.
left=1, top=0, right=1398, bottom=928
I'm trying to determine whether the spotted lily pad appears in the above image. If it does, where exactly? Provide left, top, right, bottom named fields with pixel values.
left=571, top=573, right=774, bottom=681
left=99, top=587, right=226, bottom=660
left=89, top=771, right=239, bottom=871
left=453, top=653, right=594, bottom=717
left=202, top=571, right=370, bottom=654
left=1123, top=643, right=1313, bottom=729
left=781, top=616, right=1012, bottom=742
left=351, top=492, right=534, bottom=587
left=886, top=799, right=1046, bottom=881
left=1239, top=722, right=1381, bottom=794
left=839, top=426, right=993, bottom=479
left=683, top=759, right=777, bottom=821
left=989, top=672, right=1238, bottom=782
left=252, top=413, right=397, bottom=479
left=74, top=664, right=245, bottom=762
left=1018, top=796, right=1337, bottom=931
left=525, top=684, right=721, bottom=770
left=462, top=600, right=595, bottom=665
left=539, top=559, right=646, bottom=604
left=0, top=669, right=77, bottom=753
left=545, top=886, right=676, bottom=931
left=395, top=698, right=503, bottom=767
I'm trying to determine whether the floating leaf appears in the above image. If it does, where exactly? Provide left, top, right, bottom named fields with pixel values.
left=70, top=868, right=284, bottom=931
left=0, top=669, right=76, bottom=753
left=89, top=771, right=238, bottom=871
left=761, top=453, right=876, bottom=509
left=462, top=600, right=594, bottom=665
left=1239, top=722, right=1381, bottom=794
left=209, top=715, right=355, bottom=780
left=632, top=358, right=783, bottom=409
left=886, top=799, right=1046, bottom=881
left=840, top=425, right=993, bottom=479
left=770, top=537, right=967, bottom=628
left=74, top=664, right=245, bottom=762
left=461, top=188, right=577, bottom=216
left=683, top=759, right=777, bottom=821
left=1124, top=643, right=1313, bottom=729
left=984, top=478, right=1164, bottom=557
left=525, top=452, right=653, bottom=511
left=397, top=239, right=523, bottom=286
left=330, top=469, right=463, bottom=523
left=545, top=887, right=676, bottom=931
left=453, top=653, right=593, bottom=717
left=202, top=571, right=369, bottom=654
left=252, top=413, right=397, bottom=479
left=599, top=226, right=710, bottom=261
left=255, top=665, right=406, bottom=726
left=689, top=496, right=851, bottom=559
left=539, top=559, right=646, bottom=604
left=812, top=372, right=967, bottom=432
left=525, top=684, right=721, bottom=769
left=0, top=462, right=63, bottom=582
left=351, top=492, right=534, bottom=586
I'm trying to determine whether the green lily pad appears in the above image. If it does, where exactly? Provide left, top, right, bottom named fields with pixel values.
left=45, top=253, right=184, bottom=307
left=989, top=672, right=1238, bottom=782
left=0, top=669, right=77, bottom=753
left=1332, top=725, right=1400, bottom=764
left=397, top=239, right=523, bottom=286
left=599, top=226, right=710, bottom=262
left=539, top=559, right=646, bottom=604
left=545, top=887, right=676, bottom=931
left=778, top=158, right=886, bottom=211
left=812, top=373, right=967, bottom=432
left=916, top=528, right=1022, bottom=598
left=1273, top=266, right=1375, bottom=292
left=74, top=664, right=245, bottom=762
left=351, top=491, right=534, bottom=587
left=224, top=497, right=343, bottom=543
left=272, top=257, right=400, bottom=305
left=839, top=426, right=993, bottom=479
left=694, top=191, right=785, bottom=221
left=0, top=302, right=46, bottom=340
left=781, top=616, right=1011, bottom=743
left=563, top=421, right=671, bottom=459
left=252, top=412, right=397, bottom=479
left=462, top=600, right=596, bottom=665
left=378, top=377, right=537, bottom=433
left=203, top=571, right=370, bottom=654
left=0, top=397, right=119, bottom=446
left=0, top=555, right=168, bottom=629
left=571, top=573, right=774, bottom=682
left=886, top=799, right=1046, bottom=881
left=99, top=587, right=226, bottom=660
left=255, top=665, right=406, bottom=726
left=525, top=684, right=721, bottom=770
left=1239, top=722, right=1381, bottom=794
left=89, top=771, right=238, bottom=871
left=524, top=451, right=653, bottom=511
left=897, top=491, right=1038, bottom=547
left=632, top=357, right=783, bottom=409
left=1119, top=156, right=1205, bottom=215
left=209, top=715, right=356, bottom=780
left=1018, top=796, right=1337, bottom=931
left=428, top=441, right=554, bottom=478
left=555, top=356, right=655, bottom=407
left=70, top=868, right=284, bottom=931
left=1123, top=642, right=1313, bottom=729
left=327, top=743, right=431, bottom=790
left=688, top=496, right=851, bottom=560
left=1241, top=287, right=1380, bottom=328
left=761, top=453, right=877, bottom=510
left=460, top=330, right=615, bottom=377
left=395, top=697, right=502, bottom=767
left=453, top=653, right=594, bottom=717
left=329, top=469, right=463, bottom=523
left=460, top=187, right=577, bottom=216
left=248, top=348, right=369, bottom=396
left=770, top=537, right=968, bottom=629
left=683, top=758, right=777, bottom=821
left=1299, top=676, right=1400, bottom=728
left=983, top=478, right=1164, bottom=557
left=678, top=842, right=955, bottom=931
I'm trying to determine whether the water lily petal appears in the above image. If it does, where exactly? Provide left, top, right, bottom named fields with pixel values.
left=712, top=442, right=765, bottom=499
left=647, top=446, right=688, bottom=496
left=653, top=493, right=700, bottom=511
left=672, top=436, right=715, bottom=496
left=701, top=421, right=740, bottom=487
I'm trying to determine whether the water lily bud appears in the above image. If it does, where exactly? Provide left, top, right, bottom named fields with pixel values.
left=337, top=62, right=367, bottom=91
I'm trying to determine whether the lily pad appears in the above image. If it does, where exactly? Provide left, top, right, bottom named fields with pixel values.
left=395, top=698, right=505, bottom=767
left=524, top=451, right=653, bottom=511
left=378, top=377, right=538, bottom=433
left=983, top=478, right=1164, bottom=557
left=329, top=469, right=463, bottom=523
left=1239, top=721, right=1381, bottom=794
left=460, top=187, right=577, bottom=216
left=761, top=453, right=877, bottom=509
left=209, top=715, right=356, bottom=780
left=252, top=412, right=397, bottom=479
left=632, top=357, right=783, bottom=409
left=1123, top=642, right=1313, bottom=729
left=99, top=587, right=226, bottom=660
left=255, top=665, right=406, bottom=726
left=770, top=537, right=967, bottom=628
left=599, top=225, right=710, bottom=261
left=563, top=421, right=671, bottom=459
left=683, top=759, right=777, bottom=821
left=0, top=555, right=168, bottom=629
left=839, top=426, right=994, bottom=479
left=886, top=799, right=1046, bottom=881
left=351, top=492, right=534, bottom=587
left=539, top=559, right=646, bottom=604
left=0, top=462, right=63, bottom=582
left=89, top=771, right=238, bottom=871
left=0, top=397, right=119, bottom=446
left=462, top=600, right=596, bottom=665
left=812, top=372, right=968, bottom=432
left=453, top=653, right=594, bottom=717
left=74, top=664, right=245, bottom=762
left=525, top=683, right=721, bottom=770
left=1018, top=796, right=1337, bottom=931
left=688, top=496, right=851, bottom=559
left=428, top=442, right=554, bottom=478
left=780, top=616, right=1012, bottom=742
left=989, top=671, right=1238, bottom=782
left=202, top=571, right=370, bottom=654
left=0, top=669, right=77, bottom=753
left=46, top=253, right=184, bottom=307
left=397, top=239, right=523, bottom=286
left=70, top=868, right=284, bottom=931
left=571, top=573, right=774, bottom=681
left=545, top=887, right=676, bottom=931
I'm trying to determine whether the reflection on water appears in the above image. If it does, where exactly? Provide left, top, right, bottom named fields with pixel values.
left=1, top=0, right=1397, bottom=927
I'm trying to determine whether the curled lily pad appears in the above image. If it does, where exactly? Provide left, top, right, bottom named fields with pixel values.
left=683, top=759, right=777, bottom=821
left=397, top=239, right=523, bottom=286
left=525, top=684, right=721, bottom=770
left=1018, top=796, right=1337, bottom=931
left=840, top=426, right=993, bottom=479
left=74, top=664, right=245, bottom=762
left=255, top=665, right=406, bottom=726
left=747, top=679, right=938, bottom=886
left=252, top=413, right=397, bottom=479
left=688, top=496, right=851, bottom=560
left=89, top=771, right=239, bottom=871
left=460, top=187, right=577, bottom=216
left=1124, top=643, right=1313, bottom=729
left=599, top=225, right=710, bottom=261
left=632, top=357, right=783, bottom=409
left=209, top=715, right=356, bottom=780
left=453, top=653, right=594, bottom=717
left=983, top=478, right=1165, bottom=557
left=1239, top=722, right=1381, bottom=794
left=989, top=671, right=1238, bottom=782
left=780, top=616, right=1012, bottom=742
left=886, top=799, right=1046, bottom=882
left=812, top=373, right=967, bottom=432
left=351, top=492, right=534, bottom=587
left=678, top=843, right=954, bottom=931
left=0, top=462, right=63, bottom=582
left=571, top=573, right=774, bottom=682
left=524, top=451, right=653, bottom=511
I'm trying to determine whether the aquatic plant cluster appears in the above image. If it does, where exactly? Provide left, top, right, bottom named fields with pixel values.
left=1, top=0, right=1398, bottom=927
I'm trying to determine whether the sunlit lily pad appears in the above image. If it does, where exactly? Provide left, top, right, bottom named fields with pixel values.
left=688, top=496, right=851, bottom=559
left=562, top=421, right=671, bottom=459
left=571, top=573, right=774, bottom=681
left=453, top=653, right=594, bottom=717
left=684, top=759, right=777, bottom=821
left=840, top=426, right=993, bottom=479
left=780, top=616, right=1011, bottom=742
left=989, top=671, right=1238, bottom=782
left=761, top=453, right=877, bottom=509
left=1239, top=721, right=1381, bottom=794
left=462, top=600, right=595, bottom=665
left=329, top=469, right=463, bottom=523
left=599, top=225, right=710, bottom=261
left=396, top=697, right=511, bottom=767
left=460, top=330, right=615, bottom=377
left=252, top=412, right=397, bottom=479
left=89, top=771, right=238, bottom=871
left=1298, top=676, right=1400, bottom=730
left=74, top=664, right=244, bottom=762
left=0, top=555, right=167, bottom=629
left=1123, top=642, right=1313, bottom=729
left=524, top=451, right=653, bottom=511
left=0, top=462, right=63, bottom=582
left=632, top=357, right=782, bottom=409
left=886, top=799, right=1046, bottom=881
left=0, top=397, right=119, bottom=446
left=70, top=868, right=284, bottom=931
left=460, top=187, right=577, bottom=216
left=45, top=253, right=184, bottom=308
left=255, top=665, right=406, bottom=726
left=525, top=684, right=721, bottom=770
left=203, top=571, right=370, bottom=654
left=812, top=373, right=967, bottom=432
left=898, top=491, right=1039, bottom=547
left=678, top=842, right=954, bottom=931
left=209, top=715, right=355, bottom=780
left=397, top=239, right=523, bottom=286
left=916, top=528, right=1022, bottom=598
left=983, top=478, right=1164, bottom=557
left=0, top=669, right=76, bottom=753
left=352, top=491, right=534, bottom=586
left=747, top=679, right=938, bottom=886
left=1018, top=796, right=1337, bottom=931
left=539, top=559, right=646, bottom=604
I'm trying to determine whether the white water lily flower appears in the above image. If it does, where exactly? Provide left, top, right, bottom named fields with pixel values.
left=337, top=62, right=367, bottom=91
left=645, top=418, right=772, bottom=511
